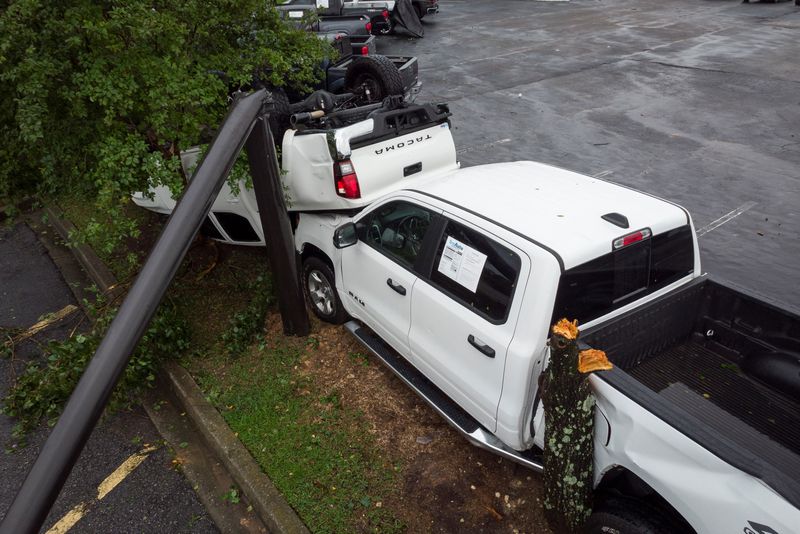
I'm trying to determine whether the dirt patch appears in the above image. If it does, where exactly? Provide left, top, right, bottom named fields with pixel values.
left=297, top=316, right=552, bottom=533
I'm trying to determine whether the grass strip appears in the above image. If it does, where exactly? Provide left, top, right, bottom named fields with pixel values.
left=195, top=338, right=404, bottom=534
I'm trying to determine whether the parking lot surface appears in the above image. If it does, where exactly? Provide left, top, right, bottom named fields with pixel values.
left=386, top=0, right=799, bottom=307
left=0, top=223, right=217, bottom=533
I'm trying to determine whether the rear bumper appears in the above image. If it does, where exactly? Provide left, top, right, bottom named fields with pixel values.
left=419, top=0, right=439, bottom=15
left=369, top=15, right=392, bottom=34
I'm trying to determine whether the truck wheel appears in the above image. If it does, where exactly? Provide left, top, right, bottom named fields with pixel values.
left=345, top=55, right=404, bottom=104
left=583, top=502, right=669, bottom=534
left=302, top=257, right=349, bottom=324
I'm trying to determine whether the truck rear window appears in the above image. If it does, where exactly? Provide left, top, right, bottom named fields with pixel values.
left=552, top=225, right=694, bottom=325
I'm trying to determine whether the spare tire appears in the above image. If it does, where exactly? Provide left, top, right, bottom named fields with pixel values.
left=345, top=55, right=405, bottom=104
left=264, top=87, right=291, bottom=144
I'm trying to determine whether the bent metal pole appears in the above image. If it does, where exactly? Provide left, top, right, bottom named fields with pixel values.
left=0, top=89, right=267, bottom=534
left=245, top=113, right=310, bottom=336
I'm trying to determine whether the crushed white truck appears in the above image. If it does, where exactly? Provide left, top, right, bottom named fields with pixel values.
left=134, top=96, right=800, bottom=534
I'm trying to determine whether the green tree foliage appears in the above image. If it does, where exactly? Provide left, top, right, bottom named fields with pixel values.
left=2, top=302, right=190, bottom=437
left=0, top=0, right=328, bottom=253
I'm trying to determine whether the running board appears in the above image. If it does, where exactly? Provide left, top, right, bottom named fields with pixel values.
left=345, top=321, right=543, bottom=473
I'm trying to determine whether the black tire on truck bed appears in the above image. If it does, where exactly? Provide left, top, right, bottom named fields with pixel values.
left=264, top=88, right=291, bottom=144
left=345, top=55, right=404, bottom=104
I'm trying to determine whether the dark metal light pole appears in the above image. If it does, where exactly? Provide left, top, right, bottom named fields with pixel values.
left=0, top=89, right=308, bottom=533
left=246, top=112, right=310, bottom=336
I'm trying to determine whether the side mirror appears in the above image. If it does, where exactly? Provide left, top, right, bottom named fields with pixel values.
left=333, top=222, right=358, bottom=249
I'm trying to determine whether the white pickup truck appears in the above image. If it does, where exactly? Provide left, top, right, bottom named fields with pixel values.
left=135, top=100, right=800, bottom=534
left=294, top=160, right=800, bottom=534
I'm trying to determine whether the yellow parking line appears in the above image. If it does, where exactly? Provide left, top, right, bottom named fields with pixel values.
left=45, top=445, right=158, bottom=534
left=97, top=445, right=157, bottom=500
left=45, top=503, right=87, bottom=534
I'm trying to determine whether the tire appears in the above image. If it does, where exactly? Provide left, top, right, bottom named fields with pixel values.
left=344, top=55, right=405, bottom=104
left=264, top=87, right=291, bottom=144
left=583, top=501, right=671, bottom=534
left=302, top=256, right=349, bottom=324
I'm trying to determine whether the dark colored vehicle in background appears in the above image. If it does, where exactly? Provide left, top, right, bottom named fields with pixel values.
left=274, top=3, right=420, bottom=105
left=412, top=0, right=439, bottom=19
left=278, top=0, right=393, bottom=36
left=319, top=33, right=420, bottom=103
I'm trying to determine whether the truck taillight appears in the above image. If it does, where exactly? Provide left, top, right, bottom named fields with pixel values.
left=361, top=46, right=369, bottom=56
left=365, top=21, right=372, bottom=33
left=613, top=228, right=652, bottom=249
left=334, top=160, right=361, bottom=199
left=382, top=9, right=389, bottom=19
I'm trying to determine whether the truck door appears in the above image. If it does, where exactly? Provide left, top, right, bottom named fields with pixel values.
left=341, top=199, right=441, bottom=356
left=409, top=215, right=525, bottom=432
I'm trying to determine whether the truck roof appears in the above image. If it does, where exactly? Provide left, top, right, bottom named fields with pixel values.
left=410, top=161, right=690, bottom=269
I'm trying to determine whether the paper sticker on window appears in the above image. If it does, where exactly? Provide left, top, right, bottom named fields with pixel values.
left=437, top=236, right=487, bottom=293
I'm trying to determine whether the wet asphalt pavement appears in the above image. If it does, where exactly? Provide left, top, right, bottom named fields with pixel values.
left=386, top=0, right=800, bottom=308
left=0, top=223, right=217, bottom=533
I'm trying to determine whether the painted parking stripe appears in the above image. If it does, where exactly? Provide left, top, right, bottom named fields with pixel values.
left=45, top=445, right=158, bottom=534
left=457, top=138, right=512, bottom=154
left=697, top=201, right=757, bottom=237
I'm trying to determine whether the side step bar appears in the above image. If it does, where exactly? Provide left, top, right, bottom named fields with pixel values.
left=345, top=321, right=543, bottom=473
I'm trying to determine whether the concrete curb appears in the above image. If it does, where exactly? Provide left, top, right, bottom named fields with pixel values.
left=165, top=363, right=310, bottom=534
left=44, top=206, right=122, bottom=300
left=45, top=206, right=309, bottom=534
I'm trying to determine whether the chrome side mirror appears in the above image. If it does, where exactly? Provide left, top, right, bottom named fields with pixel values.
left=333, top=222, right=358, bottom=249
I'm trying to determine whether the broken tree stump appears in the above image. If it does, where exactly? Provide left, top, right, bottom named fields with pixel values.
left=542, top=318, right=612, bottom=533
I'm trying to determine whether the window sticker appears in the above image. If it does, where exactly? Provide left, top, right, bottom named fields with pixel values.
left=437, top=236, right=487, bottom=293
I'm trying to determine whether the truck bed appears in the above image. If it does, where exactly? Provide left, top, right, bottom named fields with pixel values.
left=630, top=338, right=800, bottom=468
left=583, top=277, right=800, bottom=508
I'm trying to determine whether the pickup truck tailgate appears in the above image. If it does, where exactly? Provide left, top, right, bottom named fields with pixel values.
left=393, top=56, right=419, bottom=94
left=281, top=103, right=457, bottom=212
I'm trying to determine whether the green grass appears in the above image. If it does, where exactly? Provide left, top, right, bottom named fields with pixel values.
left=195, top=340, right=403, bottom=534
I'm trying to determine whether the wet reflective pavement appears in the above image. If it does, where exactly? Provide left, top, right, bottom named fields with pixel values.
left=386, top=0, right=800, bottom=308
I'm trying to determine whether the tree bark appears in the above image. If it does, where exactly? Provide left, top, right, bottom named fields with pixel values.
left=542, top=319, right=595, bottom=534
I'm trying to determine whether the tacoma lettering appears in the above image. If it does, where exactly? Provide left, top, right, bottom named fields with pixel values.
left=375, top=134, right=433, bottom=155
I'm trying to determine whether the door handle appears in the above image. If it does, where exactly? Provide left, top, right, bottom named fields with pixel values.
left=386, top=278, right=406, bottom=296
left=468, top=334, right=495, bottom=358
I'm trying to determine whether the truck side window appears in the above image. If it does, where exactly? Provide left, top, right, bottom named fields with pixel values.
left=429, top=221, right=521, bottom=323
left=363, top=201, right=434, bottom=268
